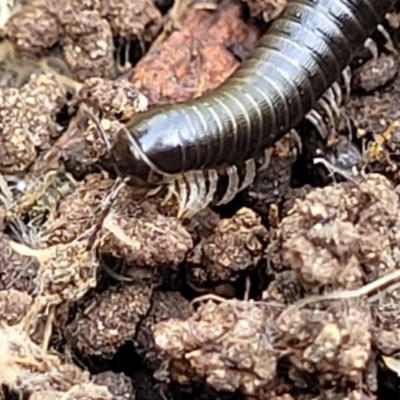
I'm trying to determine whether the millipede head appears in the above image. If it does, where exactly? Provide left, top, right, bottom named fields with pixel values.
left=110, top=125, right=164, bottom=186
left=80, top=102, right=164, bottom=186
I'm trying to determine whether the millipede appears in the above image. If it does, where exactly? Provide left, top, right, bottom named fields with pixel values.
left=107, top=0, right=397, bottom=218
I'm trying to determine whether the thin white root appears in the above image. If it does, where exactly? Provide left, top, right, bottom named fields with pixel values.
left=291, top=268, right=400, bottom=309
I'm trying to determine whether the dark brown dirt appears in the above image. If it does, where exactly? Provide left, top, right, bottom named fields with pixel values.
left=1, top=1, right=400, bottom=400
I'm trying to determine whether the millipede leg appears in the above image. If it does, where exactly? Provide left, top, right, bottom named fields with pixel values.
left=323, top=86, right=341, bottom=121
left=183, top=171, right=199, bottom=215
left=217, top=165, right=240, bottom=205
left=364, top=37, right=379, bottom=59
left=177, top=175, right=189, bottom=218
left=341, top=66, right=352, bottom=102
left=305, top=108, right=329, bottom=138
left=238, top=159, right=256, bottom=191
left=290, top=129, right=303, bottom=154
left=162, top=180, right=180, bottom=206
left=377, top=23, right=396, bottom=53
left=331, top=81, right=343, bottom=107
left=204, top=169, right=218, bottom=208
left=176, top=170, right=218, bottom=218
left=187, top=171, right=207, bottom=214
left=257, top=148, right=273, bottom=172
left=317, top=97, right=335, bottom=128
left=311, top=76, right=348, bottom=138
left=170, top=170, right=220, bottom=218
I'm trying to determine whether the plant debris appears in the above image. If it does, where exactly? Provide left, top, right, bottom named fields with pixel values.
left=187, top=207, right=268, bottom=285
left=1, top=0, right=400, bottom=399
left=64, top=283, right=152, bottom=357
left=0, top=73, right=66, bottom=174
left=153, top=298, right=281, bottom=395
left=240, top=0, right=286, bottom=22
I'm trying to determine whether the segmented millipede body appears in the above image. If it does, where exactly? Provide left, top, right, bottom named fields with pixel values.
left=111, top=0, right=396, bottom=217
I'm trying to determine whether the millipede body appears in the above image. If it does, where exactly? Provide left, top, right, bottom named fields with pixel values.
left=111, top=0, right=396, bottom=217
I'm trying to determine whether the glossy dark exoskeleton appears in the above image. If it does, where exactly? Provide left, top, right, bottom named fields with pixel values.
left=111, top=0, right=396, bottom=182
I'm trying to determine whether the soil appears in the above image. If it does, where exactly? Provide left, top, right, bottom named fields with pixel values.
left=1, top=0, right=400, bottom=399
